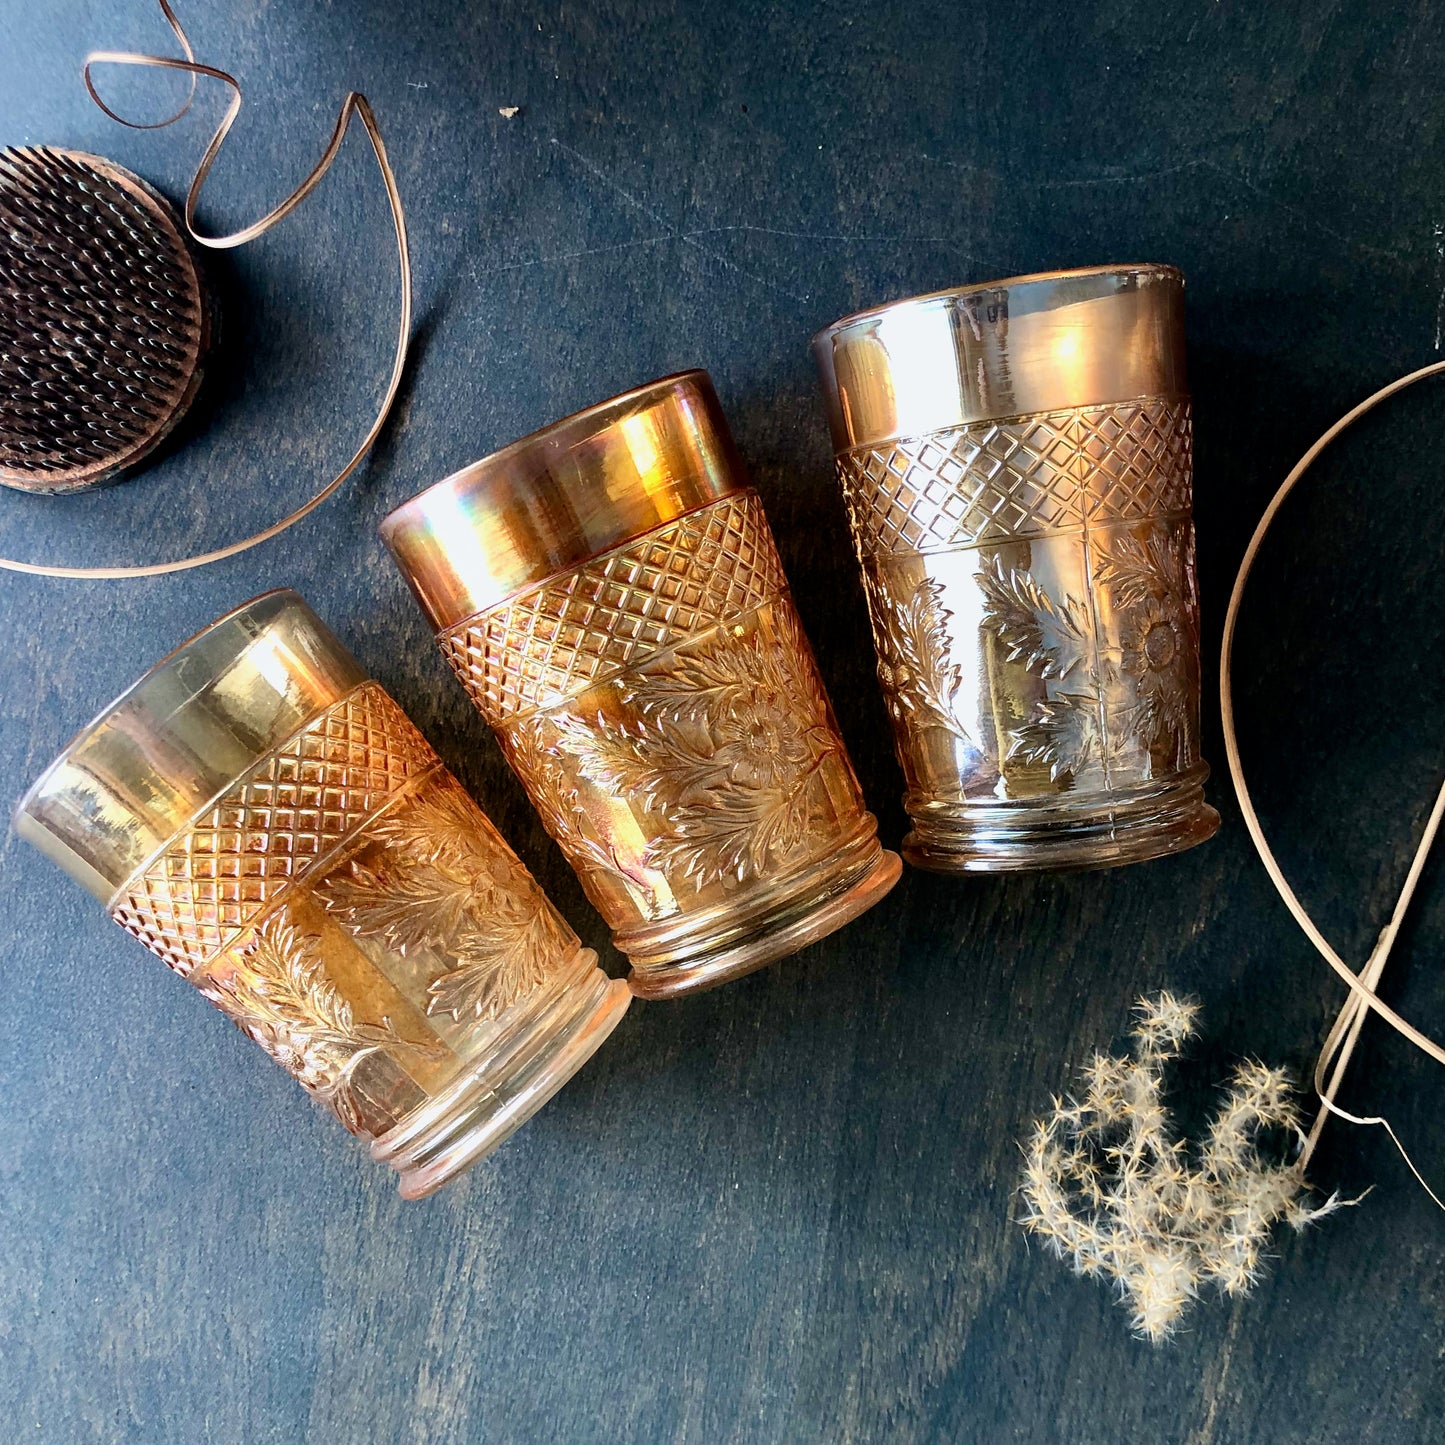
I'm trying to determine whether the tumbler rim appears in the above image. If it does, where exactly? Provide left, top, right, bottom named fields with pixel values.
left=379, top=370, right=747, bottom=632
left=812, top=263, right=1188, bottom=449
left=811, top=262, right=1181, bottom=341
left=13, top=588, right=364, bottom=901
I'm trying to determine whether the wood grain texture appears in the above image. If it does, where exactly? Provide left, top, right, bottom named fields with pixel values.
left=3, top=1, right=1445, bottom=1440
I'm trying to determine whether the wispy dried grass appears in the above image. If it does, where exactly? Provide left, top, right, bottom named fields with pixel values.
left=1019, top=993, right=1348, bottom=1342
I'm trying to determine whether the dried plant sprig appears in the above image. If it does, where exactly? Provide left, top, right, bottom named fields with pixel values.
left=1019, top=992, right=1350, bottom=1343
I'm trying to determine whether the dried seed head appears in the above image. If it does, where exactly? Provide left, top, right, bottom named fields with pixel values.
left=1018, top=992, right=1350, bottom=1344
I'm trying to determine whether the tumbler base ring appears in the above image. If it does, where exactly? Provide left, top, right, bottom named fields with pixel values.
left=621, top=830, right=901, bottom=1000
left=372, top=948, right=630, bottom=1199
left=903, top=767, right=1220, bottom=874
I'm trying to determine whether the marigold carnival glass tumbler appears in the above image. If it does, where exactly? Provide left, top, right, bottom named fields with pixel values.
left=813, top=265, right=1220, bottom=871
left=13, top=590, right=629, bottom=1198
left=380, top=371, right=902, bottom=998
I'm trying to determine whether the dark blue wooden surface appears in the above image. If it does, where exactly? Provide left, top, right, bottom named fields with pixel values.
left=4, top=2, right=1445, bottom=1440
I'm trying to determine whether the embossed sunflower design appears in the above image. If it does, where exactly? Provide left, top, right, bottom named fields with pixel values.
left=1095, top=526, right=1195, bottom=763
left=712, top=689, right=814, bottom=789
left=1120, top=593, right=1191, bottom=754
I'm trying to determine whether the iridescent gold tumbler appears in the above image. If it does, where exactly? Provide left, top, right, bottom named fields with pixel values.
left=381, top=371, right=901, bottom=998
left=14, top=591, right=629, bottom=1197
left=814, top=266, right=1220, bottom=871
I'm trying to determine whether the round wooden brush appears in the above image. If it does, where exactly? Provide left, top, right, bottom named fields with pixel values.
left=0, top=146, right=211, bottom=494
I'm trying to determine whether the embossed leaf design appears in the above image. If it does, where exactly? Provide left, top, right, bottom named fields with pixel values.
left=633, top=606, right=830, bottom=730
left=1093, top=529, right=1176, bottom=610
left=648, top=758, right=824, bottom=885
left=433, top=913, right=557, bottom=1020
left=499, top=716, right=664, bottom=909
left=865, top=573, right=971, bottom=741
left=366, top=777, right=497, bottom=873
left=318, top=858, right=472, bottom=960
left=195, top=912, right=404, bottom=1136
left=631, top=635, right=754, bottom=729
left=1006, top=693, right=1106, bottom=782
left=425, top=905, right=562, bottom=1022
left=547, top=613, right=840, bottom=892
left=1121, top=685, right=1190, bottom=760
left=977, top=559, right=1091, bottom=681
left=502, top=718, right=614, bottom=851
left=317, top=779, right=569, bottom=1024
left=975, top=558, right=1127, bottom=787
left=550, top=709, right=715, bottom=806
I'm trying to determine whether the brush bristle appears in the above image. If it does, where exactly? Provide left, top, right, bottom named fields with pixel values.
left=0, top=146, right=209, bottom=493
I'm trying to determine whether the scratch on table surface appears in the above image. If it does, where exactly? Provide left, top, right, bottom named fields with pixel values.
left=548, top=138, right=814, bottom=302
left=1044, top=158, right=1218, bottom=188
left=919, top=150, right=1407, bottom=264
left=1186, top=1300, right=1245, bottom=1445
left=1433, top=222, right=1444, bottom=350
left=1202, top=157, right=1407, bottom=263
left=920, top=152, right=1209, bottom=191
left=473, top=224, right=969, bottom=280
